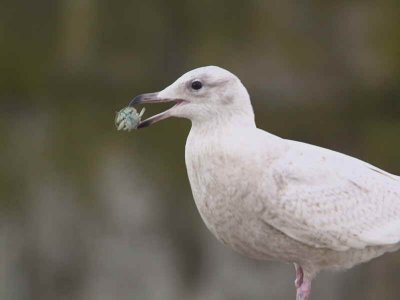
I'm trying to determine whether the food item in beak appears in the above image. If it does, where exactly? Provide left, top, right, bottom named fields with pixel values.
left=115, top=107, right=145, bottom=131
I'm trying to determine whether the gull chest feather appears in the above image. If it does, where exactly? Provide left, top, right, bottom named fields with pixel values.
left=184, top=129, right=270, bottom=248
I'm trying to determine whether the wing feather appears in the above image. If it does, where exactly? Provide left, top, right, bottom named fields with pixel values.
left=261, top=140, right=400, bottom=251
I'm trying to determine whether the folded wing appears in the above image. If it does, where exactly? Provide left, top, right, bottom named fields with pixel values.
left=261, top=140, right=400, bottom=251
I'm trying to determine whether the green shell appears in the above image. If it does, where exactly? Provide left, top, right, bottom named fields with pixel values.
left=115, top=107, right=145, bottom=131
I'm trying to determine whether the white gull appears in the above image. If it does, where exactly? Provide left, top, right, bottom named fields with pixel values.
left=128, top=66, right=400, bottom=300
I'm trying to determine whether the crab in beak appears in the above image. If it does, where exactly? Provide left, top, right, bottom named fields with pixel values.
left=128, top=92, right=187, bottom=128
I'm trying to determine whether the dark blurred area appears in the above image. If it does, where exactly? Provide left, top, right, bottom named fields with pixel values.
left=1, top=1, right=399, bottom=299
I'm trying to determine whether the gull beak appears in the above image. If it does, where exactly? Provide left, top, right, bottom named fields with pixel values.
left=128, top=92, right=185, bottom=128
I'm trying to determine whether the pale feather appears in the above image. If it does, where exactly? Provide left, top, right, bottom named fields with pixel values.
left=261, top=135, right=400, bottom=251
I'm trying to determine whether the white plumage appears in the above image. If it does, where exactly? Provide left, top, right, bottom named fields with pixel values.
left=131, top=66, right=400, bottom=300
left=265, top=140, right=400, bottom=250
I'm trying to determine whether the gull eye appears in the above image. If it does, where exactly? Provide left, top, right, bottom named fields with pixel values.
left=191, top=80, right=203, bottom=90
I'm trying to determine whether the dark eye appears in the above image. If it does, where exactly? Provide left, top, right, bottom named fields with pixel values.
left=191, top=80, right=203, bottom=90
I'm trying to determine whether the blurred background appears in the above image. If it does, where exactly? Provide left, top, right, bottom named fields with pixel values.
left=1, top=1, right=400, bottom=299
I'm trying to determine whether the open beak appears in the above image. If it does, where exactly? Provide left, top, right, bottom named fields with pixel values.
left=129, top=92, right=185, bottom=128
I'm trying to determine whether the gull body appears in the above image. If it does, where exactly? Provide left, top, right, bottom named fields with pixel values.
left=130, top=66, right=400, bottom=300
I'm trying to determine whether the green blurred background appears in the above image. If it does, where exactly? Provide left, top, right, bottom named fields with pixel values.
left=1, top=1, right=399, bottom=299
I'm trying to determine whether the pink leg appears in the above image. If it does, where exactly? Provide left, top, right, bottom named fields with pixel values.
left=294, top=264, right=312, bottom=300
left=296, top=279, right=311, bottom=300
left=294, top=263, right=303, bottom=288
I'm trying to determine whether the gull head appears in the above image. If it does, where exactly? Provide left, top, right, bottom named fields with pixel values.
left=129, top=66, right=255, bottom=128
